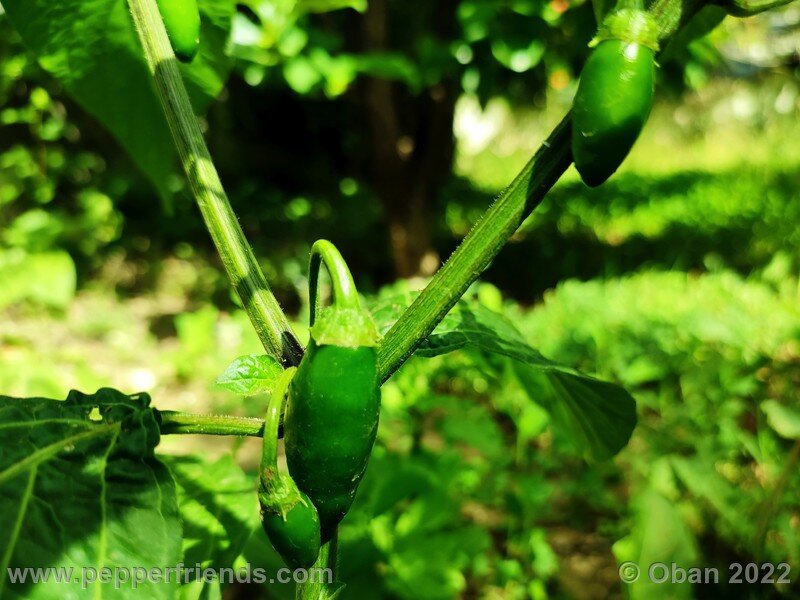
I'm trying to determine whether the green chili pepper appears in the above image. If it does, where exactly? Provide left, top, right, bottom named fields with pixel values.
left=284, top=240, right=381, bottom=542
left=572, top=7, right=659, bottom=187
left=259, top=367, right=321, bottom=570
left=156, top=0, right=200, bottom=63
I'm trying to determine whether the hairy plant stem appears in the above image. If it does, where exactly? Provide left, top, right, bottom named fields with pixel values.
left=260, top=368, right=296, bottom=471
left=159, top=411, right=265, bottom=437
left=376, top=116, right=571, bottom=381
left=296, top=530, right=339, bottom=600
left=126, top=0, right=302, bottom=366
left=376, top=0, right=709, bottom=383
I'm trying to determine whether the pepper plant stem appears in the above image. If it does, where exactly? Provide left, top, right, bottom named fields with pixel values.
left=377, top=116, right=572, bottom=382
left=296, top=529, right=338, bottom=600
left=159, top=411, right=266, bottom=437
left=376, top=0, right=708, bottom=383
left=308, top=240, right=361, bottom=327
left=126, top=0, right=302, bottom=366
left=260, top=368, right=296, bottom=472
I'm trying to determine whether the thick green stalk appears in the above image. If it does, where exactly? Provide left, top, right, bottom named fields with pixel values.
left=376, top=0, right=709, bottom=383
left=159, top=411, right=265, bottom=437
left=296, top=530, right=338, bottom=600
left=713, top=0, right=796, bottom=17
left=648, top=0, right=706, bottom=39
left=126, top=0, right=302, bottom=366
left=308, top=240, right=361, bottom=327
left=377, top=117, right=572, bottom=381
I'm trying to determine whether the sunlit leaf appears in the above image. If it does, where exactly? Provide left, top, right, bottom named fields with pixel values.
left=529, top=368, right=636, bottom=461
left=163, top=454, right=257, bottom=575
left=372, top=293, right=562, bottom=369
left=216, top=354, right=284, bottom=396
left=0, top=388, right=181, bottom=598
left=372, top=293, right=637, bottom=460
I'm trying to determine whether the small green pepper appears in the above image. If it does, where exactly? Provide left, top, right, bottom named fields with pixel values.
left=572, top=7, right=659, bottom=187
left=259, top=367, right=321, bottom=569
left=156, top=0, right=200, bottom=63
left=284, top=240, right=381, bottom=542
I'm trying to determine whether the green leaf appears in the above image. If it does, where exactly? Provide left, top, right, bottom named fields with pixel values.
left=386, top=526, right=490, bottom=600
left=162, top=454, right=257, bottom=576
left=372, top=293, right=562, bottom=370
left=547, top=371, right=636, bottom=460
left=2, top=0, right=235, bottom=196
left=215, top=354, right=284, bottom=396
left=519, top=368, right=637, bottom=461
left=761, top=400, right=800, bottom=440
left=0, top=388, right=181, bottom=599
left=239, top=531, right=297, bottom=600
left=372, top=293, right=637, bottom=460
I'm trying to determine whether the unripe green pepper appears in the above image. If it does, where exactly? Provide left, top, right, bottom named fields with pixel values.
left=259, top=367, right=321, bottom=569
left=285, top=240, right=381, bottom=542
left=156, top=0, right=201, bottom=63
left=572, top=8, right=659, bottom=187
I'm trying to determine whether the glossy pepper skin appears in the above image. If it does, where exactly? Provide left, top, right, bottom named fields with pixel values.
left=259, top=487, right=321, bottom=570
left=572, top=9, right=658, bottom=187
left=284, top=240, right=381, bottom=542
left=156, top=0, right=201, bottom=63
left=286, top=340, right=379, bottom=540
left=259, top=367, right=322, bottom=569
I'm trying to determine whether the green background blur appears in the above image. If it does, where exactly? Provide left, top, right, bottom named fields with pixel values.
left=1, top=1, right=799, bottom=598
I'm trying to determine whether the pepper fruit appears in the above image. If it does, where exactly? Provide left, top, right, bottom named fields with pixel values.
left=259, top=367, right=322, bottom=570
left=155, top=0, right=201, bottom=63
left=572, top=6, right=659, bottom=187
left=284, top=240, right=381, bottom=542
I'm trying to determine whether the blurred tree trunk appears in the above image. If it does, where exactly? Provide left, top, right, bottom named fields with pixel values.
left=360, top=0, right=459, bottom=278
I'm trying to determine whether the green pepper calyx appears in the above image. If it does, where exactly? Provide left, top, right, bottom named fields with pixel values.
left=592, top=9, right=659, bottom=51
left=310, top=306, right=380, bottom=348
left=259, top=470, right=307, bottom=519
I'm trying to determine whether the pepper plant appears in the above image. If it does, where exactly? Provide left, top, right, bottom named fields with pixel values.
left=0, top=0, right=795, bottom=598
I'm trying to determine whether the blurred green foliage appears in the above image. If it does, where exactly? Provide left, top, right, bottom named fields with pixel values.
left=1, top=0, right=235, bottom=195
left=0, top=20, right=120, bottom=308
left=522, top=268, right=800, bottom=571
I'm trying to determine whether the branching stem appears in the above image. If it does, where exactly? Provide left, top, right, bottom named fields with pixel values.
left=376, top=0, right=709, bottom=382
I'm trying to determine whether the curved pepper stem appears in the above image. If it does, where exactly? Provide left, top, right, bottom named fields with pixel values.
left=308, top=240, right=361, bottom=327
left=260, top=367, right=297, bottom=477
